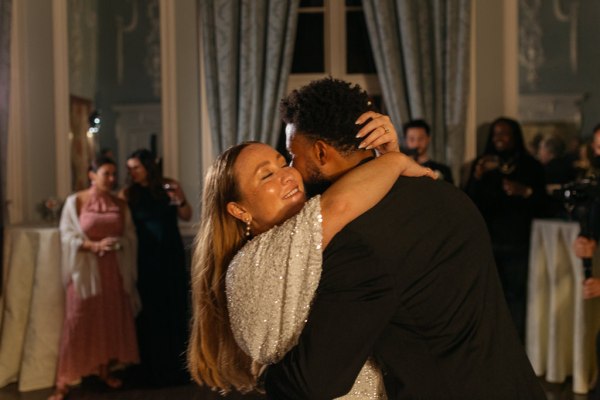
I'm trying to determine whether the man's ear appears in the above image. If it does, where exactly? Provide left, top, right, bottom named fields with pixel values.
left=313, top=140, right=330, bottom=166
left=226, top=201, right=249, bottom=223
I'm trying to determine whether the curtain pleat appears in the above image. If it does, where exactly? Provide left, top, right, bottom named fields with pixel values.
left=363, top=0, right=471, bottom=177
left=198, top=0, right=299, bottom=154
left=0, top=0, right=12, bottom=295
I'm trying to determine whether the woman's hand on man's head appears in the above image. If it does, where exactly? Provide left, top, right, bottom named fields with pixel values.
left=355, top=112, right=400, bottom=154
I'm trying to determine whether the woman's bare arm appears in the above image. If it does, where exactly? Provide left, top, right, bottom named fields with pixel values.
left=320, top=152, right=433, bottom=247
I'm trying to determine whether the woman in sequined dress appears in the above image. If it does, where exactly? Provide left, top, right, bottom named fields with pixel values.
left=50, top=157, right=139, bottom=400
left=188, top=117, right=435, bottom=397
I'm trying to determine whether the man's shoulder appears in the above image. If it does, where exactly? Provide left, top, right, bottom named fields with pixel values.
left=422, top=160, right=450, bottom=169
left=422, top=160, right=454, bottom=183
left=340, top=176, right=481, bottom=237
left=389, top=175, right=461, bottom=200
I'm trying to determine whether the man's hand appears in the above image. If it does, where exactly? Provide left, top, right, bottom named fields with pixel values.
left=583, top=278, right=600, bottom=299
left=502, top=179, right=533, bottom=198
left=355, top=112, right=400, bottom=154
left=573, top=236, right=597, bottom=259
left=473, top=155, right=500, bottom=180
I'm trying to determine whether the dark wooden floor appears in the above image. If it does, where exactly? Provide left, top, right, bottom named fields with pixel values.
left=0, top=378, right=592, bottom=400
left=0, top=382, right=265, bottom=400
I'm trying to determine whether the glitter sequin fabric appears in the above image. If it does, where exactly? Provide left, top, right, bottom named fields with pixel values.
left=226, top=196, right=387, bottom=399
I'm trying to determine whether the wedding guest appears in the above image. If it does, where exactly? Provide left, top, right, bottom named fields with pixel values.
left=538, top=135, right=576, bottom=217
left=464, top=117, right=548, bottom=341
left=402, top=119, right=454, bottom=184
left=573, top=236, right=600, bottom=400
left=120, top=149, right=191, bottom=386
left=51, top=157, right=139, bottom=400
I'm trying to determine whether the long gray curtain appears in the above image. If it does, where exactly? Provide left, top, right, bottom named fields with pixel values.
left=363, top=0, right=471, bottom=176
left=0, top=0, right=11, bottom=293
left=198, top=0, right=299, bottom=153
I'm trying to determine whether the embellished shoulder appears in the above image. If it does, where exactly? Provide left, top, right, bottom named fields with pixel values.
left=226, top=196, right=323, bottom=364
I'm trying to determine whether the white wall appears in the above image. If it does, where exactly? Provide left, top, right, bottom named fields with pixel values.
left=466, top=0, right=518, bottom=160
left=7, top=0, right=57, bottom=223
left=174, top=0, right=201, bottom=231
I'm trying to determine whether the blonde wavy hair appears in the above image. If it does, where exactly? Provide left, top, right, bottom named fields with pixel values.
left=188, top=142, right=261, bottom=393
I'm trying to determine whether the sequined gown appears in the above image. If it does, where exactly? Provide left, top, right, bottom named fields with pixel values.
left=56, top=188, right=139, bottom=387
left=226, top=196, right=387, bottom=399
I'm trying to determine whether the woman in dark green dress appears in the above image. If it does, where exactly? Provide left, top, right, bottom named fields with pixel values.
left=120, top=149, right=192, bottom=386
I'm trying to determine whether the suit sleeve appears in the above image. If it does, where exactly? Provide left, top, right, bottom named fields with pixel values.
left=263, top=230, right=396, bottom=399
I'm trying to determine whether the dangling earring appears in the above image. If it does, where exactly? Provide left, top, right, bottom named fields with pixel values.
left=245, top=219, right=252, bottom=238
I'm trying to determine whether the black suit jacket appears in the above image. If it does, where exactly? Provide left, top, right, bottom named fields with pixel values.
left=421, top=159, right=454, bottom=185
left=264, top=177, right=545, bottom=399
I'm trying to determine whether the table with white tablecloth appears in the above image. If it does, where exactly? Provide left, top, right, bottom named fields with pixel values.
left=526, top=219, right=600, bottom=394
left=0, top=225, right=64, bottom=392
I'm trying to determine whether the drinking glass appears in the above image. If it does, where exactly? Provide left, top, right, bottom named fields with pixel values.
left=163, top=183, right=181, bottom=206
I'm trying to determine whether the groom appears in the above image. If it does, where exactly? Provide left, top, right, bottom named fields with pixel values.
left=263, top=78, right=545, bottom=399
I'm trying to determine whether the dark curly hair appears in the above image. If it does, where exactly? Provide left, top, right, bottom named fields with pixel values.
left=125, top=148, right=169, bottom=206
left=279, top=77, right=376, bottom=154
left=483, top=117, right=526, bottom=156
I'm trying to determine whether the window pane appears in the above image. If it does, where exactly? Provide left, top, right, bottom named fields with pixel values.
left=300, top=0, right=323, bottom=7
left=292, top=13, right=324, bottom=73
left=346, top=11, right=377, bottom=74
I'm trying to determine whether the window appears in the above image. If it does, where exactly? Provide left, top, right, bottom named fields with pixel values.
left=287, top=0, right=381, bottom=100
left=278, top=1, right=384, bottom=154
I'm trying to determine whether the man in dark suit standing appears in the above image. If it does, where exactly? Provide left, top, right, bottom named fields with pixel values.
left=402, top=119, right=454, bottom=184
left=263, top=78, right=545, bottom=399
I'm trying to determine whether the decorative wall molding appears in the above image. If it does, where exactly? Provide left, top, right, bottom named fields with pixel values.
left=519, top=0, right=545, bottom=88
left=553, top=0, right=579, bottom=74
left=116, top=0, right=138, bottom=83
left=113, top=103, right=161, bottom=184
left=53, top=0, right=71, bottom=199
left=159, top=0, right=177, bottom=179
left=7, top=0, right=24, bottom=223
left=518, top=93, right=585, bottom=127
left=519, top=0, right=580, bottom=89
left=146, top=0, right=161, bottom=97
left=69, top=0, right=97, bottom=98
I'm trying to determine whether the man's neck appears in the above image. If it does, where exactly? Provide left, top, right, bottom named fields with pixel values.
left=329, top=150, right=376, bottom=182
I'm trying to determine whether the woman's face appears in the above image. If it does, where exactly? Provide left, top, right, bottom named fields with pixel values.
left=231, top=143, right=306, bottom=234
left=492, top=122, right=515, bottom=152
left=592, top=131, right=600, bottom=157
left=127, top=157, right=148, bottom=185
left=90, top=163, right=117, bottom=192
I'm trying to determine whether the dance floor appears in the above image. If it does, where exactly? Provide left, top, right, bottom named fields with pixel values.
left=0, top=378, right=589, bottom=400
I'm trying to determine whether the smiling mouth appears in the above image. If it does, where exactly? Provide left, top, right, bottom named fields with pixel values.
left=283, top=187, right=299, bottom=199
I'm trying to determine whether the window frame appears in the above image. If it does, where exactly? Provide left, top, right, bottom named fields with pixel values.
left=287, top=1, right=380, bottom=96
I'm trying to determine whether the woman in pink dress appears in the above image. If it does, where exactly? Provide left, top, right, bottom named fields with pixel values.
left=50, top=157, right=140, bottom=400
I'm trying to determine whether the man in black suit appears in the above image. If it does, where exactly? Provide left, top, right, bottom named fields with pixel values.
left=402, top=119, right=454, bottom=184
left=263, top=78, right=545, bottom=399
